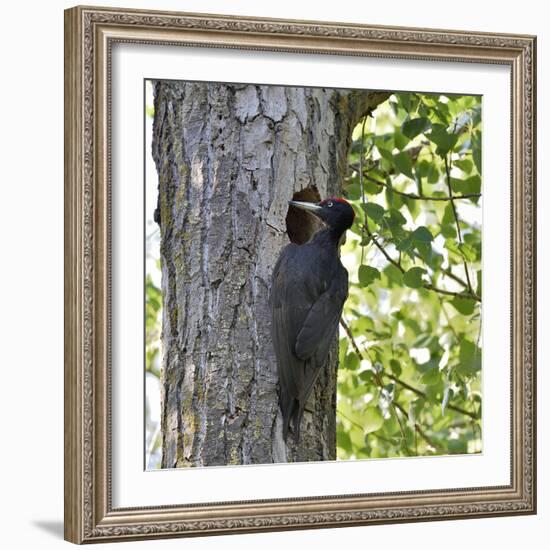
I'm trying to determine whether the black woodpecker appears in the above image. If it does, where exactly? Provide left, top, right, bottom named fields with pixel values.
left=269, top=197, right=355, bottom=442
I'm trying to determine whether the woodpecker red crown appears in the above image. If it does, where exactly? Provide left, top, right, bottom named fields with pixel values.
left=321, top=197, right=350, bottom=206
left=320, top=197, right=355, bottom=218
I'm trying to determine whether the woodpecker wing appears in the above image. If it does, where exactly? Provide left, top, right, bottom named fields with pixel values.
left=294, top=270, right=348, bottom=366
left=270, top=243, right=348, bottom=440
left=270, top=244, right=312, bottom=404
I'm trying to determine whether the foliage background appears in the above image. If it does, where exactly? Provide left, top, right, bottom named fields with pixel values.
left=337, top=92, right=482, bottom=459
left=145, top=84, right=482, bottom=468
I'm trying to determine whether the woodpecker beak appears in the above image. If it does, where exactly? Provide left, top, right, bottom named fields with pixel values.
left=288, top=200, right=323, bottom=213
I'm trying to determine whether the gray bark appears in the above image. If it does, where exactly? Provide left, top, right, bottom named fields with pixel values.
left=152, top=80, right=386, bottom=467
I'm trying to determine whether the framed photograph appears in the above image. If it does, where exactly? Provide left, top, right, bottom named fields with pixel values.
left=64, top=5, right=537, bottom=544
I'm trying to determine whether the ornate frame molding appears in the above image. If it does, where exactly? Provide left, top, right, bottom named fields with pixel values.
left=64, top=5, right=536, bottom=544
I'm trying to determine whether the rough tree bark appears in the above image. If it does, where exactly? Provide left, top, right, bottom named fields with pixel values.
left=152, top=81, right=387, bottom=467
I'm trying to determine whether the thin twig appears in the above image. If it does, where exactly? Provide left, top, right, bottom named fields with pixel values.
left=384, top=373, right=478, bottom=420
left=337, top=409, right=397, bottom=445
left=389, top=400, right=412, bottom=455
left=359, top=117, right=368, bottom=265
left=444, top=155, right=474, bottom=294
left=359, top=119, right=367, bottom=206
left=414, top=424, right=441, bottom=452
left=423, top=283, right=474, bottom=299
left=441, top=267, right=470, bottom=290
left=439, top=296, right=460, bottom=341
left=364, top=225, right=480, bottom=302
left=337, top=408, right=366, bottom=432
left=340, top=317, right=364, bottom=359
left=364, top=224, right=402, bottom=272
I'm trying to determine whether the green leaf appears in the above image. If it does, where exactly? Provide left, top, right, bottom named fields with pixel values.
left=441, top=224, right=457, bottom=239
left=445, top=240, right=463, bottom=262
left=399, top=93, right=412, bottom=112
left=425, top=379, right=445, bottom=405
left=428, top=124, right=459, bottom=156
left=387, top=208, right=407, bottom=227
left=384, top=179, right=394, bottom=206
left=427, top=162, right=440, bottom=184
left=458, top=243, right=477, bottom=262
left=472, top=132, right=482, bottom=174
left=393, top=151, right=415, bottom=179
left=358, top=265, right=381, bottom=287
left=344, top=352, right=360, bottom=371
left=454, top=158, right=473, bottom=174
left=408, top=398, right=425, bottom=426
left=377, top=146, right=394, bottom=163
left=402, top=117, right=431, bottom=139
left=389, top=359, right=402, bottom=377
left=363, top=202, right=385, bottom=222
left=421, top=367, right=441, bottom=386
left=405, top=197, right=420, bottom=221
left=364, top=407, right=384, bottom=433
left=452, top=175, right=481, bottom=197
left=384, top=209, right=407, bottom=241
left=411, top=226, right=434, bottom=243
left=394, top=129, right=409, bottom=150
left=415, top=241, right=433, bottom=264
left=448, top=438, right=468, bottom=454
left=364, top=178, right=384, bottom=195
left=384, top=264, right=403, bottom=285
left=353, top=315, right=375, bottom=333
left=339, top=338, right=348, bottom=363
left=456, top=340, right=482, bottom=377
left=477, top=270, right=482, bottom=298
left=344, top=182, right=361, bottom=200
left=359, top=370, right=374, bottom=383
left=450, top=296, right=477, bottom=315
left=442, top=202, right=455, bottom=225
left=415, top=159, right=429, bottom=178
left=395, top=238, right=412, bottom=255
left=442, top=385, right=453, bottom=415
left=413, top=333, right=433, bottom=348
left=403, top=267, right=426, bottom=288
left=337, top=429, right=352, bottom=452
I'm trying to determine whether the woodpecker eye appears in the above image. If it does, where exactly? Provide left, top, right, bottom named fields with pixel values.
left=327, top=201, right=333, bottom=208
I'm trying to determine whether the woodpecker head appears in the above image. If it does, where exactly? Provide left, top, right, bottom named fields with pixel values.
left=288, top=197, right=355, bottom=235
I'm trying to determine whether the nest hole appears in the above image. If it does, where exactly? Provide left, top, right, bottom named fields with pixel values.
left=285, top=185, right=324, bottom=245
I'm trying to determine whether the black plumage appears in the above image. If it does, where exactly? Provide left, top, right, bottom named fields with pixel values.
left=269, top=198, right=355, bottom=442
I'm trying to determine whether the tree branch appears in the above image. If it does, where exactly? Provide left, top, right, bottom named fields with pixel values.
left=340, top=319, right=479, bottom=424
left=340, top=317, right=365, bottom=359
left=439, top=296, right=460, bottom=341
left=384, top=373, right=478, bottom=420
left=441, top=267, right=470, bottom=290
left=349, top=163, right=481, bottom=201
left=414, top=424, right=441, bottom=452
left=364, top=225, right=481, bottom=302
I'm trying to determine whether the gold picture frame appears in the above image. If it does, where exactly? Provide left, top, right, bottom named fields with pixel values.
left=64, top=5, right=537, bottom=544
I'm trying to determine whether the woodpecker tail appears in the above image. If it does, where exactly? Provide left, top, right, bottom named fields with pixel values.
left=281, top=394, right=294, bottom=442
left=291, top=402, right=304, bottom=443
left=281, top=396, right=305, bottom=443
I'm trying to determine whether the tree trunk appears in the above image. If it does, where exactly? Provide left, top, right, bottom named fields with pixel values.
left=152, top=80, right=386, bottom=467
